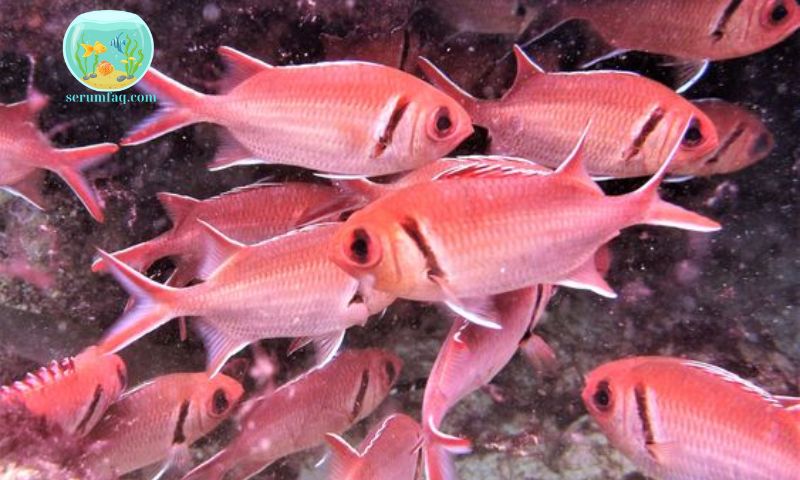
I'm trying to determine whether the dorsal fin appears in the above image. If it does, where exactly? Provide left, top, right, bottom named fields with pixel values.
left=157, top=192, right=200, bottom=225
left=416, top=57, right=477, bottom=112
left=433, top=160, right=548, bottom=181
left=196, top=220, right=245, bottom=279
left=553, top=122, right=602, bottom=193
left=683, top=360, right=782, bottom=408
left=325, top=433, right=362, bottom=478
left=217, top=46, right=273, bottom=93
left=511, top=45, right=545, bottom=92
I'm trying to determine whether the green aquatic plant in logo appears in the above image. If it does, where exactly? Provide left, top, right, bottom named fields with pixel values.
left=63, top=10, right=153, bottom=92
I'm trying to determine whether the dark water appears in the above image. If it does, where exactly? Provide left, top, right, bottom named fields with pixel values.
left=0, top=1, right=798, bottom=478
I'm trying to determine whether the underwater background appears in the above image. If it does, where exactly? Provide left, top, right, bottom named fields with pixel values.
left=0, top=0, right=798, bottom=478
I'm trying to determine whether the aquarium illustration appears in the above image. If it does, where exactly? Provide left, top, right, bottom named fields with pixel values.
left=62, top=10, right=153, bottom=91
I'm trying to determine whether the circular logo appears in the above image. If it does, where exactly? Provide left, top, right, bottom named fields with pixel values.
left=63, top=10, right=154, bottom=92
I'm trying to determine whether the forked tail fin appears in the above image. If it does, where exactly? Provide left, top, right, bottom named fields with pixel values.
left=121, top=68, right=206, bottom=146
left=94, top=249, right=181, bottom=355
left=423, top=416, right=471, bottom=480
left=51, top=143, right=118, bottom=222
left=91, top=235, right=171, bottom=274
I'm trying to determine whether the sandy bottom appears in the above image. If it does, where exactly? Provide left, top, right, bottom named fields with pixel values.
left=80, top=69, right=137, bottom=90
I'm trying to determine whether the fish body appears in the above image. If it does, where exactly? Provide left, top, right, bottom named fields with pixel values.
left=121, top=46, right=473, bottom=176
left=423, top=286, right=554, bottom=480
left=109, top=33, right=126, bottom=54
left=425, top=0, right=536, bottom=35
left=92, top=182, right=361, bottom=286
left=0, top=346, right=126, bottom=437
left=81, top=372, right=243, bottom=478
left=329, top=132, right=720, bottom=313
left=183, top=348, right=402, bottom=480
left=97, top=223, right=395, bottom=374
left=326, top=413, right=423, bottom=480
left=0, top=86, right=118, bottom=221
left=420, top=46, right=719, bottom=178
left=681, top=98, right=774, bottom=176
left=544, top=0, right=800, bottom=61
left=583, top=356, right=800, bottom=480
left=81, top=41, right=107, bottom=57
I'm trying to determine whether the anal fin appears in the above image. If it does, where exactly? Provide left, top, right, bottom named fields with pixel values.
left=208, top=131, right=264, bottom=171
left=558, top=255, right=617, bottom=298
left=4, top=170, right=47, bottom=210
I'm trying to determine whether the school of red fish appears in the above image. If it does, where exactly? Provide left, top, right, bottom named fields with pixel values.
left=1, top=2, right=799, bottom=479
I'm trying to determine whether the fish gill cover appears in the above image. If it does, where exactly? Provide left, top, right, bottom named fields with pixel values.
left=0, top=1, right=798, bottom=479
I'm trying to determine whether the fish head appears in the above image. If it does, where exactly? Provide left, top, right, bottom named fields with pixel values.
left=361, top=349, right=403, bottom=414
left=738, top=0, right=800, bottom=52
left=190, top=373, right=244, bottom=436
left=407, top=89, right=473, bottom=167
left=668, top=106, right=720, bottom=173
left=330, top=208, right=431, bottom=297
left=94, top=41, right=107, bottom=54
left=582, top=357, right=654, bottom=462
left=680, top=99, right=774, bottom=176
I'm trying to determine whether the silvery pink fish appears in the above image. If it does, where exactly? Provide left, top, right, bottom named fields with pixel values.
left=0, top=346, right=126, bottom=437
left=583, top=356, right=800, bottom=480
left=419, top=46, right=719, bottom=178
left=96, top=223, right=395, bottom=375
left=182, top=348, right=401, bottom=480
left=121, top=46, right=473, bottom=176
left=329, top=128, right=720, bottom=326
left=0, top=69, right=117, bottom=222
left=325, top=413, right=423, bottom=480
left=423, top=286, right=553, bottom=480
left=80, top=372, right=243, bottom=479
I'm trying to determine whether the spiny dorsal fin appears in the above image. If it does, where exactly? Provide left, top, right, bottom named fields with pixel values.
left=196, top=220, right=245, bottom=280
left=433, top=160, right=548, bottom=181
left=217, top=46, right=273, bottom=93
left=157, top=192, right=200, bottom=225
left=553, top=122, right=602, bottom=193
left=511, top=45, right=545, bottom=92
left=683, top=360, right=782, bottom=408
left=416, top=57, right=476, bottom=111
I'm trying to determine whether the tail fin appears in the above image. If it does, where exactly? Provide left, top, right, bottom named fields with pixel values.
left=628, top=121, right=721, bottom=233
left=416, top=57, right=477, bottom=114
left=91, top=236, right=169, bottom=274
left=120, top=68, right=206, bottom=146
left=51, top=143, right=118, bottom=222
left=94, top=249, right=180, bottom=355
left=422, top=415, right=471, bottom=479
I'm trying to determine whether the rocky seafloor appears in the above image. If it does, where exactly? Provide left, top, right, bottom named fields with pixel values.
left=0, top=1, right=798, bottom=479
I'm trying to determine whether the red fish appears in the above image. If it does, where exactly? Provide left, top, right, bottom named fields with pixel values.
left=0, top=346, right=126, bottom=437
left=329, top=128, right=720, bottom=326
left=80, top=371, right=243, bottom=479
left=325, top=413, right=423, bottom=480
left=121, top=46, right=473, bottom=176
left=419, top=46, right=719, bottom=178
left=182, top=348, right=401, bottom=480
left=678, top=98, right=775, bottom=176
left=583, top=356, right=800, bottom=480
left=96, top=223, right=395, bottom=375
left=0, top=80, right=118, bottom=222
left=422, top=285, right=554, bottom=480
left=92, top=182, right=360, bottom=287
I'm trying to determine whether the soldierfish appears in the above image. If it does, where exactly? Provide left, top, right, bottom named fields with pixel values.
left=422, top=286, right=554, bottom=480
left=92, top=182, right=361, bottom=287
left=0, top=65, right=118, bottom=222
left=121, top=46, right=473, bottom=176
left=583, top=356, right=800, bottom=480
left=425, top=0, right=536, bottom=35
left=0, top=346, right=126, bottom=437
left=325, top=413, right=423, bottom=480
left=80, top=372, right=243, bottom=479
left=419, top=46, right=719, bottom=178
left=96, top=223, right=395, bottom=375
left=182, top=348, right=402, bottom=480
left=329, top=127, right=720, bottom=326
left=681, top=98, right=775, bottom=176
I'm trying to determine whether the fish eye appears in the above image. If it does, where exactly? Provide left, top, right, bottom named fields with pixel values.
left=344, top=228, right=381, bottom=268
left=384, top=361, right=397, bottom=384
left=770, top=2, right=789, bottom=24
left=431, top=107, right=454, bottom=138
left=751, top=132, right=773, bottom=156
left=592, top=380, right=612, bottom=411
left=211, top=388, right=230, bottom=415
left=515, top=4, right=527, bottom=16
left=681, top=119, right=704, bottom=147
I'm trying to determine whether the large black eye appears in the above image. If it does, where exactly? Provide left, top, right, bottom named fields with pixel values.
left=515, top=4, right=527, bottom=16
left=435, top=107, right=453, bottom=136
left=384, top=361, right=397, bottom=384
left=751, top=132, right=772, bottom=156
left=212, top=388, right=229, bottom=415
left=349, top=229, right=371, bottom=265
left=770, top=2, right=789, bottom=24
left=593, top=380, right=612, bottom=411
left=682, top=119, right=703, bottom=147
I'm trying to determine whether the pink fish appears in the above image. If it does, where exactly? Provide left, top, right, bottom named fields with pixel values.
left=583, top=356, right=800, bottom=480
left=182, top=348, right=402, bottom=480
left=121, top=46, right=473, bottom=176
left=80, top=371, right=243, bottom=479
left=96, top=223, right=395, bottom=375
left=92, top=182, right=360, bottom=287
left=419, top=46, right=719, bottom=178
left=325, top=413, right=423, bottom=480
left=329, top=127, right=720, bottom=326
left=0, top=76, right=117, bottom=222
left=422, top=286, right=553, bottom=480
left=0, top=346, right=126, bottom=437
